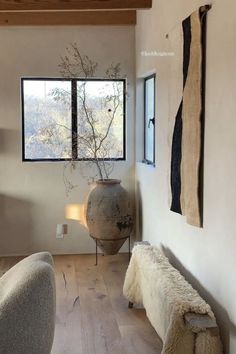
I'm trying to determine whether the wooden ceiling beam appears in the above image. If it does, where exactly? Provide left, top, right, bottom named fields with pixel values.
left=0, top=0, right=152, bottom=11
left=0, top=10, right=137, bottom=26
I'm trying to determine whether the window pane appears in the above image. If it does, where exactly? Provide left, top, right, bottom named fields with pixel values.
left=77, top=80, right=124, bottom=159
left=23, top=80, right=72, bottom=160
left=145, top=76, right=155, bottom=163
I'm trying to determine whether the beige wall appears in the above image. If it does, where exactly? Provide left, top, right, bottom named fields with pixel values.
left=136, top=0, right=236, bottom=352
left=0, top=26, right=135, bottom=256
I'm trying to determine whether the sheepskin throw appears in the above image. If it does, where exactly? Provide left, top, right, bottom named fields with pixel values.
left=123, top=245, right=223, bottom=354
left=0, top=252, right=56, bottom=354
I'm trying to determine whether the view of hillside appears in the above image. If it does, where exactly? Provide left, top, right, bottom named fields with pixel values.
left=23, top=80, right=124, bottom=160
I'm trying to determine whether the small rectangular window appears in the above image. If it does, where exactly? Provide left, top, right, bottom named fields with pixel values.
left=144, top=74, right=155, bottom=165
left=21, top=78, right=126, bottom=162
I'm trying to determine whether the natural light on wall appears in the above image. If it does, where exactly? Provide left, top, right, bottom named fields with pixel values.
left=65, top=204, right=87, bottom=228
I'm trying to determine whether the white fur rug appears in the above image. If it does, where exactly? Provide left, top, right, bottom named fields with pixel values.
left=123, top=245, right=223, bottom=354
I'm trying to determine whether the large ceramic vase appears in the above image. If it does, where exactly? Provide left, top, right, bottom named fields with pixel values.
left=86, top=179, right=133, bottom=255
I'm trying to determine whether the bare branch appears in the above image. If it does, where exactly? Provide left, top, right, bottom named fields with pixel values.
left=54, top=43, right=125, bottom=190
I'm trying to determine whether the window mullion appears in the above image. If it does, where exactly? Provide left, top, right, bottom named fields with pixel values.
left=71, top=80, right=78, bottom=160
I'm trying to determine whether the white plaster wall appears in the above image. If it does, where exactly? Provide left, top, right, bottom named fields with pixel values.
left=0, top=26, right=135, bottom=256
left=136, top=0, right=236, bottom=352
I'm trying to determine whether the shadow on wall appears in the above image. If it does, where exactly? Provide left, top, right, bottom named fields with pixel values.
left=136, top=181, right=143, bottom=241
left=161, top=245, right=236, bottom=354
left=0, top=129, right=20, bottom=156
left=0, top=194, right=33, bottom=255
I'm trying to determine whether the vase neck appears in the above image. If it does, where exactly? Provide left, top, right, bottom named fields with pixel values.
left=96, top=179, right=121, bottom=185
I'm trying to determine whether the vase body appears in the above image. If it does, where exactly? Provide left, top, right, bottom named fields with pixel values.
left=86, top=179, right=133, bottom=255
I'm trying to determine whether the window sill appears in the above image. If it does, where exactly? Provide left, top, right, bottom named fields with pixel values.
left=141, top=159, right=156, bottom=168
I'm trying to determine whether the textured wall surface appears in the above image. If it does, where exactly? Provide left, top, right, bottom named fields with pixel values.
left=135, top=0, right=236, bottom=352
left=0, top=26, right=135, bottom=255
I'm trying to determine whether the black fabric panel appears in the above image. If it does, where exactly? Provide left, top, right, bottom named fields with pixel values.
left=183, top=16, right=192, bottom=86
left=170, top=102, right=183, bottom=213
left=198, top=10, right=207, bottom=227
left=170, top=16, right=191, bottom=214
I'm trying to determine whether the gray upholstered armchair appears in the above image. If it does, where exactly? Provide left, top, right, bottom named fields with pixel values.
left=0, top=252, right=56, bottom=354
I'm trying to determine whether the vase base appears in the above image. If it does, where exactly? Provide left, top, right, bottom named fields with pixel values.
left=92, top=237, right=128, bottom=255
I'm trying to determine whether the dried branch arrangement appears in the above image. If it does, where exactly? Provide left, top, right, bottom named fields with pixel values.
left=52, top=43, right=125, bottom=195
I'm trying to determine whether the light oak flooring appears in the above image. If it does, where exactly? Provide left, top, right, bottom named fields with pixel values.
left=0, top=254, right=162, bottom=354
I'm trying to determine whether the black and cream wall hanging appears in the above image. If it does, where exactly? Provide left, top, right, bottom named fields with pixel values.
left=170, top=5, right=211, bottom=227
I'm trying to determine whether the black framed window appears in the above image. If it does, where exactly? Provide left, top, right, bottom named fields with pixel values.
left=21, top=78, right=126, bottom=161
left=144, top=74, right=156, bottom=165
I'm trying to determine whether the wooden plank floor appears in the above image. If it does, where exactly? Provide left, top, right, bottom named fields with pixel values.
left=0, top=254, right=162, bottom=354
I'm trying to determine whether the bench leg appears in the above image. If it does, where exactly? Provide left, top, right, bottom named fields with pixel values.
left=128, top=301, right=134, bottom=308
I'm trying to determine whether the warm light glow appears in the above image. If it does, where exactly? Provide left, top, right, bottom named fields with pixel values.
left=65, top=204, right=87, bottom=228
